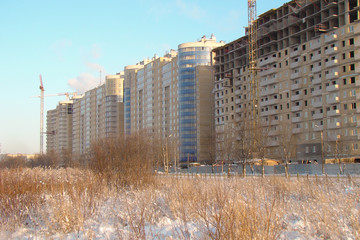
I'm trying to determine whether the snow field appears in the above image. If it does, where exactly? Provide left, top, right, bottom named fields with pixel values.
left=0, top=168, right=359, bottom=239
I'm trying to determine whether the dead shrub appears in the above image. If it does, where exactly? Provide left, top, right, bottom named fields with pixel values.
left=89, top=134, right=160, bottom=188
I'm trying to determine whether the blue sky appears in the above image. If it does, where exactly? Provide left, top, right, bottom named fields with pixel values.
left=0, top=0, right=289, bottom=154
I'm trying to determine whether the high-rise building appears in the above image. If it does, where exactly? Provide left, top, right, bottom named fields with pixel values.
left=46, top=100, right=73, bottom=155
left=124, top=36, right=224, bottom=164
left=213, top=0, right=360, bottom=163
left=124, top=51, right=177, bottom=137
left=177, top=35, right=224, bottom=162
left=47, top=73, right=124, bottom=159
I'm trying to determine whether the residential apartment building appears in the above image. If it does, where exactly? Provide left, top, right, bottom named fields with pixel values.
left=46, top=100, right=73, bottom=155
left=124, top=51, right=179, bottom=162
left=213, top=0, right=360, bottom=163
left=124, top=36, right=224, bottom=164
left=177, top=35, right=224, bottom=162
left=47, top=73, right=124, bottom=158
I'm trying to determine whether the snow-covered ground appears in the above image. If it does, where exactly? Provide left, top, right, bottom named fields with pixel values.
left=0, top=169, right=359, bottom=239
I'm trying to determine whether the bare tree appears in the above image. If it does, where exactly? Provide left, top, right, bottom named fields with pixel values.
left=232, top=121, right=253, bottom=177
left=277, top=122, right=297, bottom=178
left=327, top=135, right=346, bottom=174
left=252, top=123, right=270, bottom=177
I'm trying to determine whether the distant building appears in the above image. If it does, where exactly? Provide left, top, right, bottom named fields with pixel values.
left=47, top=72, right=125, bottom=158
left=213, top=0, right=360, bottom=164
left=46, top=100, right=73, bottom=155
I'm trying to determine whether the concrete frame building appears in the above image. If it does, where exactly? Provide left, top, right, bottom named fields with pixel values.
left=213, top=0, right=360, bottom=163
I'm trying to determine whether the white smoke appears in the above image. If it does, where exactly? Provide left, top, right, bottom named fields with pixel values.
left=68, top=73, right=100, bottom=94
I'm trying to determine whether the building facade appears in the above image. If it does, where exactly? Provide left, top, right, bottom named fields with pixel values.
left=46, top=100, right=73, bottom=155
left=47, top=73, right=124, bottom=158
left=213, top=0, right=360, bottom=163
left=177, top=35, right=224, bottom=162
left=124, top=36, right=224, bottom=164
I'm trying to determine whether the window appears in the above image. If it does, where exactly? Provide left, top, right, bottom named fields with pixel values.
left=354, top=143, right=358, bottom=150
left=349, top=38, right=354, bottom=45
left=351, top=77, right=355, bottom=84
left=350, top=51, right=355, bottom=58
left=343, top=78, right=347, bottom=85
left=350, top=64, right=355, bottom=71
left=313, top=146, right=317, bottom=153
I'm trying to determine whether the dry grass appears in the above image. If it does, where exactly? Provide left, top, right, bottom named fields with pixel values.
left=0, top=168, right=359, bottom=239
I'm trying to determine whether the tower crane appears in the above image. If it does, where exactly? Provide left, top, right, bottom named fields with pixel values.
left=248, top=0, right=258, bottom=127
left=39, top=74, right=45, bottom=154
left=32, top=75, right=77, bottom=154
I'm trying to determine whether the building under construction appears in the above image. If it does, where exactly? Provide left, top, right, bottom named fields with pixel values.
left=213, top=0, right=360, bottom=163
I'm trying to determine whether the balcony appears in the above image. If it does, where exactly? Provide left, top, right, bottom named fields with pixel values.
left=235, top=98, right=241, bottom=104
left=324, top=33, right=337, bottom=43
left=311, top=54, right=322, bottom=62
left=267, top=140, right=279, bottom=147
left=260, top=77, right=277, bottom=87
left=311, top=89, right=322, bottom=96
left=260, top=87, right=278, bottom=96
left=291, top=83, right=301, bottom=90
left=325, top=59, right=338, bottom=68
left=235, top=89, right=242, bottom=95
left=313, top=113, right=323, bottom=119
left=312, top=77, right=322, bottom=85
left=290, top=49, right=300, bottom=58
left=260, top=109, right=279, bottom=116
left=325, top=46, right=338, bottom=56
left=292, top=117, right=301, bottom=123
left=328, top=122, right=341, bottom=129
left=259, top=68, right=276, bottom=77
left=291, top=72, right=300, bottom=79
left=311, top=66, right=322, bottom=73
left=326, top=84, right=339, bottom=92
left=312, top=101, right=323, bottom=108
left=292, top=128, right=302, bottom=134
left=310, top=39, right=321, bottom=50
left=314, top=125, right=323, bottom=131
left=291, top=105, right=301, bottom=112
left=327, top=96, right=340, bottom=104
left=291, top=94, right=301, bottom=101
left=327, top=109, right=340, bottom=116
left=270, top=119, right=279, bottom=126
left=290, top=62, right=300, bottom=68
left=260, top=98, right=279, bottom=107
left=259, top=55, right=277, bottom=67
left=268, top=129, right=279, bottom=136
left=325, top=71, right=339, bottom=80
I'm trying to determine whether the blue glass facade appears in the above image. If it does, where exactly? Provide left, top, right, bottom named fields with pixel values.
left=124, top=87, right=131, bottom=135
left=178, top=46, right=212, bottom=162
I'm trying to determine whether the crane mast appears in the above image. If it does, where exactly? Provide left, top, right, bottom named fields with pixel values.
left=39, top=74, right=45, bottom=154
left=248, top=0, right=259, bottom=127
